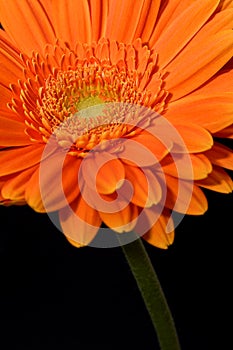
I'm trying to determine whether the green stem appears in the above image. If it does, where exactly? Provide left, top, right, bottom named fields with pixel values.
left=119, top=234, right=181, bottom=350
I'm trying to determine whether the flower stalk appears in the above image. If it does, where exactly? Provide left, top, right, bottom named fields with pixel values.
left=120, top=234, right=181, bottom=350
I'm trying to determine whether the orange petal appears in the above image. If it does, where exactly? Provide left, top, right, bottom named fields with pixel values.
left=106, top=0, right=150, bottom=43
left=121, top=131, right=171, bottom=167
left=0, top=179, right=6, bottom=202
left=0, top=33, right=24, bottom=88
left=124, top=166, right=162, bottom=208
left=1, top=165, right=37, bottom=201
left=174, top=7, right=233, bottom=63
left=154, top=0, right=219, bottom=68
left=177, top=8, right=233, bottom=96
left=166, top=94, right=233, bottom=133
left=0, top=0, right=56, bottom=55
left=196, top=166, right=233, bottom=193
left=0, top=176, right=26, bottom=205
left=165, top=30, right=233, bottom=100
left=99, top=202, right=138, bottom=233
left=191, top=68, right=233, bottom=96
left=150, top=0, right=205, bottom=45
left=171, top=123, right=213, bottom=153
left=161, top=153, right=212, bottom=180
left=189, top=154, right=213, bottom=179
left=96, top=158, right=125, bottom=194
left=142, top=209, right=175, bottom=249
left=214, top=124, right=233, bottom=139
left=25, top=153, right=81, bottom=212
left=0, top=117, right=33, bottom=146
left=88, top=0, right=108, bottom=40
left=0, top=105, right=21, bottom=121
left=81, top=151, right=125, bottom=194
left=0, top=145, right=45, bottom=176
left=59, top=194, right=101, bottom=247
left=217, top=1, right=233, bottom=12
left=204, top=143, right=233, bottom=170
left=134, top=0, right=161, bottom=42
left=162, top=174, right=208, bottom=215
left=51, top=0, right=91, bottom=46
left=0, top=84, right=12, bottom=111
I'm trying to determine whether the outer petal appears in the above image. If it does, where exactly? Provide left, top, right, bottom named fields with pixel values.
left=165, top=94, right=233, bottom=133
left=80, top=151, right=125, bottom=194
left=187, top=68, right=233, bottom=96
left=0, top=144, right=45, bottom=176
left=99, top=201, right=138, bottom=233
left=170, top=123, right=213, bottom=153
left=196, top=166, right=233, bottom=193
left=124, top=166, right=162, bottom=207
left=161, top=174, right=208, bottom=215
left=0, top=175, right=26, bottom=206
left=1, top=165, right=37, bottom=201
left=120, top=131, right=171, bottom=167
left=88, top=0, right=108, bottom=41
left=214, top=124, right=233, bottom=139
left=0, top=106, right=21, bottom=121
left=59, top=194, right=101, bottom=247
left=106, top=0, right=141, bottom=42
left=204, top=143, right=233, bottom=170
left=186, top=8, right=233, bottom=47
left=0, top=179, right=6, bottom=202
left=165, top=30, right=233, bottom=100
left=0, top=0, right=56, bottom=55
left=150, top=0, right=195, bottom=45
left=161, top=153, right=212, bottom=180
left=142, top=208, right=174, bottom=249
left=25, top=153, right=81, bottom=212
left=217, top=0, right=233, bottom=10
left=106, top=0, right=161, bottom=43
left=0, top=117, right=33, bottom=146
left=0, top=33, right=24, bottom=90
left=51, top=0, right=91, bottom=46
left=154, top=0, right=219, bottom=68
left=133, top=0, right=161, bottom=42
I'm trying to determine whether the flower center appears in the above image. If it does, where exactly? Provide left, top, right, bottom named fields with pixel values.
left=77, top=96, right=103, bottom=111
left=8, top=39, right=168, bottom=157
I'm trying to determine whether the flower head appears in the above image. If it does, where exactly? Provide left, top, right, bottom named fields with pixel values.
left=0, top=0, right=233, bottom=248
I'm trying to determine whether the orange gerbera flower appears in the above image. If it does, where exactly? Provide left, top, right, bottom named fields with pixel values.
left=0, top=0, right=233, bottom=248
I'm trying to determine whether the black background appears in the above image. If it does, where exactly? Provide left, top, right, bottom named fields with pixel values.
left=0, top=188, right=232, bottom=350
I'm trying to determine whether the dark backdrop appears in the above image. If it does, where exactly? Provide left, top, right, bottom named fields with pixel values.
left=0, top=187, right=232, bottom=350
